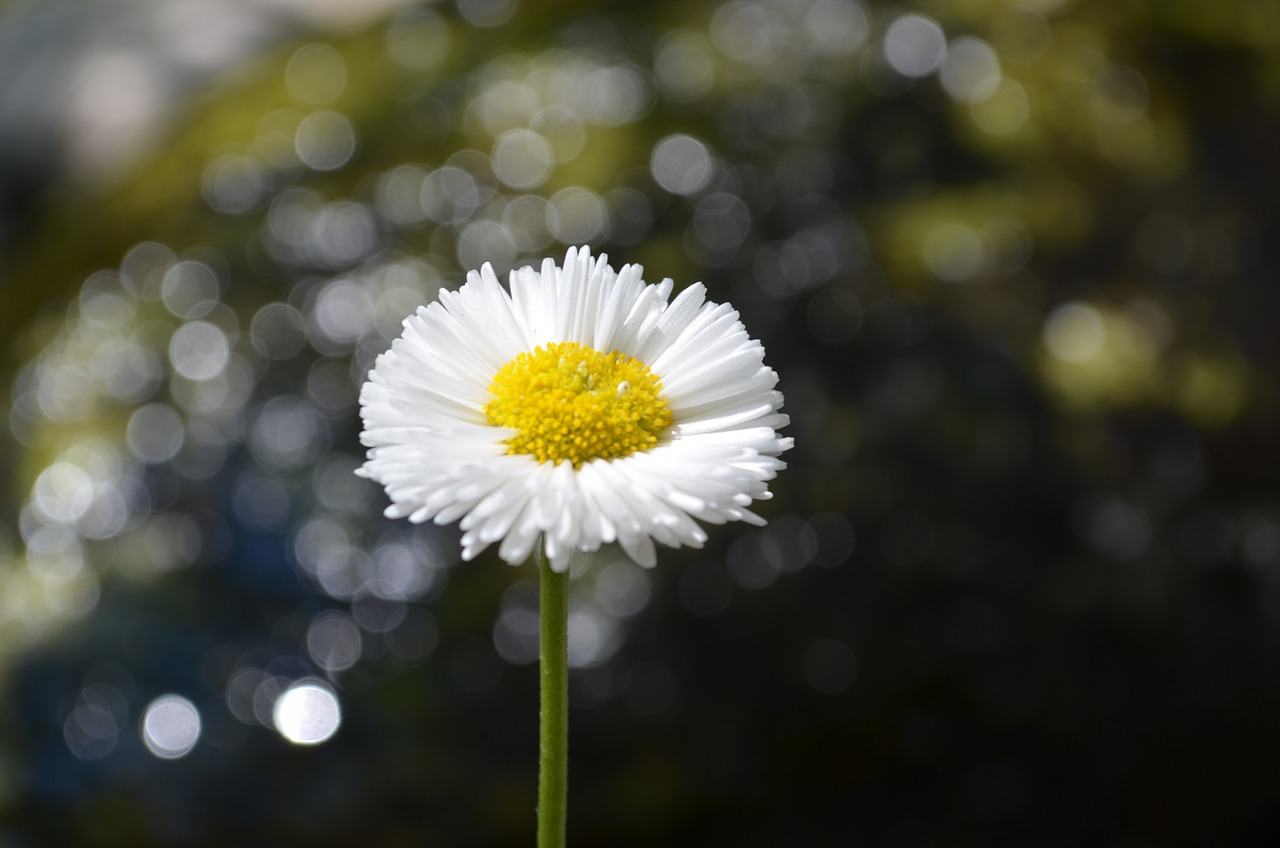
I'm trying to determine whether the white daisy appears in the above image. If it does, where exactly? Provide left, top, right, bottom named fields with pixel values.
left=357, top=246, right=791, bottom=571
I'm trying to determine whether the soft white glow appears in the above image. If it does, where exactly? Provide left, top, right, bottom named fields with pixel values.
left=126, top=403, right=186, bottom=463
left=654, top=31, right=715, bottom=101
left=940, top=37, right=1001, bottom=104
left=923, top=222, right=985, bottom=282
left=1044, top=302, right=1105, bottom=363
left=286, top=44, right=347, bottom=105
left=545, top=188, right=609, bottom=244
left=492, top=129, right=554, bottom=189
left=883, top=15, right=946, bottom=78
left=295, top=111, right=357, bottom=171
left=142, top=695, right=202, bottom=759
left=804, top=0, right=869, bottom=58
left=970, top=78, right=1029, bottom=135
left=650, top=134, right=712, bottom=195
left=169, top=321, right=230, bottom=381
left=273, top=681, right=342, bottom=745
left=307, top=611, right=363, bottom=672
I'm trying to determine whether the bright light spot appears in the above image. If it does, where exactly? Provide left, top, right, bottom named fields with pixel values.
left=923, top=221, right=985, bottom=282
left=286, top=44, right=347, bottom=105
left=170, top=321, right=230, bottom=380
left=203, top=154, right=268, bottom=214
left=273, top=681, right=341, bottom=745
left=251, top=303, right=308, bottom=360
left=101, top=339, right=161, bottom=403
left=46, top=571, right=102, bottom=618
left=493, top=604, right=540, bottom=665
left=531, top=106, right=585, bottom=163
left=458, top=219, right=517, bottom=275
left=313, top=454, right=369, bottom=514
left=226, top=668, right=268, bottom=724
left=546, top=187, right=609, bottom=244
left=456, top=0, right=517, bottom=27
left=691, top=192, right=751, bottom=252
left=32, top=462, right=94, bottom=524
left=883, top=14, right=946, bottom=78
left=567, top=608, right=617, bottom=668
left=503, top=195, right=553, bottom=251
left=249, top=395, right=326, bottom=468
left=352, top=595, right=408, bottom=632
left=940, top=37, right=1001, bottom=103
left=142, top=695, right=202, bottom=759
left=1044, top=302, right=1105, bottom=363
left=970, top=78, right=1028, bottom=135
left=592, top=559, right=652, bottom=617
left=312, top=278, right=375, bottom=345
left=492, top=129, right=554, bottom=189
left=650, top=134, right=713, bottom=195
left=171, top=353, right=252, bottom=417
left=293, top=517, right=352, bottom=577
left=474, top=80, right=541, bottom=136
left=421, top=166, right=482, bottom=225
left=29, top=530, right=83, bottom=569
left=376, top=164, right=430, bottom=225
left=654, top=30, right=715, bottom=102
left=121, top=242, right=176, bottom=300
left=162, top=261, right=221, bottom=318
left=307, top=201, right=378, bottom=268
left=63, top=685, right=125, bottom=761
left=804, top=0, right=869, bottom=58
left=62, top=51, right=165, bottom=176
left=580, top=65, right=648, bottom=126
left=307, top=360, right=359, bottom=412
left=307, top=611, right=363, bottom=673
left=368, top=540, right=439, bottom=601
left=710, top=1, right=783, bottom=65
left=126, top=403, right=186, bottom=464
left=78, top=275, right=133, bottom=322
left=295, top=111, right=357, bottom=171
left=385, top=8, right=451, bottom=71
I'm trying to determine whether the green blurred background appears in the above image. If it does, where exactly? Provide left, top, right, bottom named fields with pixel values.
left=2, top=0, right=1279, bottom=844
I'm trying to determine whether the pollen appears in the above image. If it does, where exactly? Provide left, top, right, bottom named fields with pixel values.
left=485, top=341, right=672, bottom=467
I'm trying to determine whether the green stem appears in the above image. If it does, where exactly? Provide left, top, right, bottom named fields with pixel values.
left=538, top=549, right=569, bottom=848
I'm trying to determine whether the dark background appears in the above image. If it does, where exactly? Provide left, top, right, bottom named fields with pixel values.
left=2, top=0, right=1279, bottom=844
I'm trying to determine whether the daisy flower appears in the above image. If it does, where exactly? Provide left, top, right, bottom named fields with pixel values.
left=357, top=246, right=791, bottom=571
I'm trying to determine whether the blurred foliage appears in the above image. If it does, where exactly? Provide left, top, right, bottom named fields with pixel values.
left=3, top=0, right=1280, bottom=844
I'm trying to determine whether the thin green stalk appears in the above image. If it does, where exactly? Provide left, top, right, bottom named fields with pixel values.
left=538, top=549, right=569, bottom=848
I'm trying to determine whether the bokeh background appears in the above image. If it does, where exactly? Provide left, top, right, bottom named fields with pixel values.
left=2, top=0, right=1279, bottom=844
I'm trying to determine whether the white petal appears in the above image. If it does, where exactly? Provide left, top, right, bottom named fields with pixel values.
left=358, top=246, right=791, bottom=571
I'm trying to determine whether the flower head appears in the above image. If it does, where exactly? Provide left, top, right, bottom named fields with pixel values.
left=357, top=247, right=791, bottom=571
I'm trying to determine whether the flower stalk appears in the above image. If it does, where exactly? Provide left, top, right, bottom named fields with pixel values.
left=538, top=549, right=569, bottom=848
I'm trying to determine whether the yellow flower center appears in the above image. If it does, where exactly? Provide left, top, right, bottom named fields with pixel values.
left=484, top=341, right=672, bottom=468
